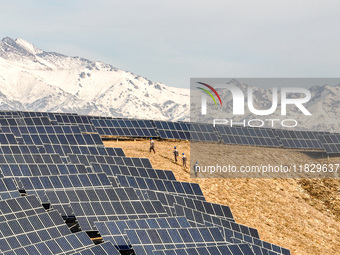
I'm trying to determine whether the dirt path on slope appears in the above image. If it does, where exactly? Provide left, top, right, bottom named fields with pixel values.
left=105, top=139, right=340, bottom=255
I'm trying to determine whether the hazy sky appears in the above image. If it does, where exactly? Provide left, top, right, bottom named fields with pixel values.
left=2, top=0, right=340, bottom=88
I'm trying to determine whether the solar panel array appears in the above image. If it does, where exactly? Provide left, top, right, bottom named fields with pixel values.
left=0, top=110, right=338, bottom=153
left=0, top=110, right=291, bottom=255
left=216, top=125, right=281, bottom=147
left=275, top=130, right=324, bottom=150
left=92, top=118, right=158, bottom=138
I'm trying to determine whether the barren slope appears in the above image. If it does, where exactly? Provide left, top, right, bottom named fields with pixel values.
left=104, top=140, right=340, bottom=255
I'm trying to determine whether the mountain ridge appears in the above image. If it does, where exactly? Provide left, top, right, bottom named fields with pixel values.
left=0, top=37, right=190, bottom=121
left=1, top=37, right=340, bottom=132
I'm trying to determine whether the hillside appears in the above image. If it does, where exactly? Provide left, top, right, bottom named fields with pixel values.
left=105, top=139, right=340, bottom=255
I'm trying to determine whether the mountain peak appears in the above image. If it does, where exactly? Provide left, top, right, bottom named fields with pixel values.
left=1, top=37, right=43, bottom=55
left=14, top=38, right=43, bottom=55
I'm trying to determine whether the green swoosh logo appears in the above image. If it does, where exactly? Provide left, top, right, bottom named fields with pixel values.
left=197, top=87, right=217, bottom=105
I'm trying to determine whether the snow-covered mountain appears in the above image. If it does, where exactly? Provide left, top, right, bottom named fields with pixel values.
left=0, top=37, right=339, bottom=132
left=0, top=37, right=189, bottom=121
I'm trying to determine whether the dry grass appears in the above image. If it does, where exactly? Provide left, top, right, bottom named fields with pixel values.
left=105, top=139, right=340, bottom=255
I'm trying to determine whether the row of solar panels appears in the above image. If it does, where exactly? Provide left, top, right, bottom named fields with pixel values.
left=0, top=111, right=339, bottom=155
left=0, top=111, right=291, bottom=254
left=0, top=169, right=290, bottom=254
left=0, top=182, right=290, bottom=255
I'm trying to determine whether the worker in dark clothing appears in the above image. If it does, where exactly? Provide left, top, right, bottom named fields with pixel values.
left=149, top=138, right=155, bottom=153
left=182, top=153, right=187, bottom=168
left=173, top=146, right=179, bottom=162
left=193, top=161, right=199, bottom=177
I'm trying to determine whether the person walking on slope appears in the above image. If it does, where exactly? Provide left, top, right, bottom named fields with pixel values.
left=182, top=153, right=187, bottom=168
left=173, top=146, right=179, bottom=162
left=193, top=161, right=199, bottom=177
left=149, top=138, right=155, bottom=153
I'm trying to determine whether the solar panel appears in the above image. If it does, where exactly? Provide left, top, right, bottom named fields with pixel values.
left=45, top=187, right=141, bottom=217
left=43, top=144, right=125, bottom=157
left=0, top=153, right=63, bottom=164
left=45, top=187, right=140, bottom=204
left=125, top=227, right=229, bottom=255
left=153, top=120, right=190, bottom=140
left=54, top=114, right=95, bottom=124
left=318, top=133, right=340, bottom=154
left=173, top=204, right=258, bottom=239
left=92, top=118, right=158, bottom=138
left=0, top=195, right=45, bottom=222
left=275, top=129, right=324, bottom=150
left=95, top=217, right=191, bottom=250
left=0, top=210, right=71, bottom=252
left=216, top=126, right=281, bottom=147
left=0, top=133, right=18, bottom=144
left=21, top=111, right=52, bottom=118
left=117, top=175, right=205, bottom=201
left=0, top=145, right=44, bottom=154
left=1, top=125, right=83, bottom=136
left=153, top=121, right=222, bottom=142
left=0, top=177, right=21, bottom=200
left=189, top=122, right=221, bottom=142
left=91, top=163, right=176, bottom=181
left=21, top=133, right=104, bottom=146
left=70, top=200, right=168, bottom=231
left=228, top=234, right=290, bottom=255
left=0, top=164, right=90, bottom=177
left=14, top=173, right=113, bottom=192
left=0, top=117, right=52, bottom=126
left=70, top=241, right=121, bottom=255
left=142, top=190, right=234, bottom=221
left=1, top=231, right=94, bottom=255
left=77, top=124, right=97, bottom=133
left=0, top=111, right=21, bottom=117
left=68, top=154, right=152, bottom=168
left=152, top=244, right=255, bottom=255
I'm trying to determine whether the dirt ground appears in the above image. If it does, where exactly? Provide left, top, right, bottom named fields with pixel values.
left=104, top=139, right=340, bottom=255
